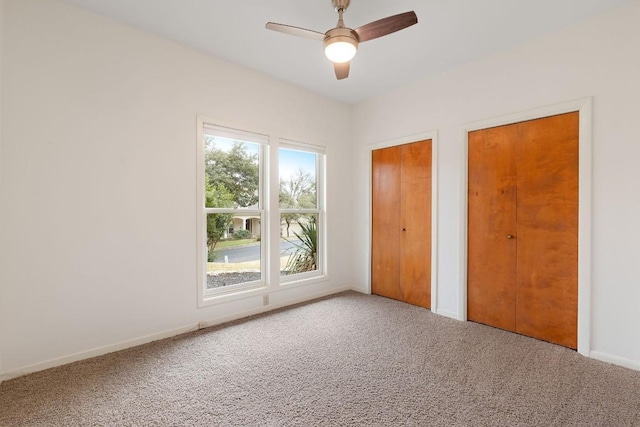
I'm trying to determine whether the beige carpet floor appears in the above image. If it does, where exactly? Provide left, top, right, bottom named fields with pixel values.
left=1, top=291, right=640, bottom=426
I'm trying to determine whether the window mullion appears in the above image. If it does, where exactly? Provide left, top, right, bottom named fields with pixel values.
left=205, top=210, right=263, bottom=215
left=279, top=209, right=321, bottom=214
left=268, top=136, right=281, bottom=290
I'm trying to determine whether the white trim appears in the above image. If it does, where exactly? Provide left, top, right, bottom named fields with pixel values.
left=458, top=123, right=470, bottom=322
left=590, top=351, right=640, bottom=372
left=434, top=308, right=460, bottom=321
left=196, top=116, right=207, bottom=307
left=196, top=119, right=329, bottom=307
left=204, top=208, right=263, bottom=214
left=279, top=138, right=326, bottom=155
left=201, top=283, right=269, bottom=307
left=268, top=135, right=280, bottom=292
left=431, top=134, right=439, bottom=313
left=577, top=101, right=593, bottom=357
left=458, top=97, right=593, bottom=356
left=0, top=287, right=351, bottom=382
left=279, top=209, right=321, bottom=214
left=198, top=286, right=351, bottom=330
left=0, top=0, right=4, bottom=384
left=277, top=273, right=331, bottom=290
left=278, top=140, right=327, bottom=285
left=0, top=323, right=199, bottom=382
left=367, top=130, right=439, bottom=312
left=280, top=268, right=324, bottom=284
left=196, top=117, right=268, bottom=307
left=203, top=123, right=269, bottom=145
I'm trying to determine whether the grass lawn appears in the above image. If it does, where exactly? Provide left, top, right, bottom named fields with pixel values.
left=213, top=239, right=257, bottom=250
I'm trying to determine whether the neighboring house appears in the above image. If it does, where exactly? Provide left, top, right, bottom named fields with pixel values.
left=226, top=203, right=261, bottom=238
left=227, top=203, right=309, bottom=238
left=229, top=215, right=260, bottom=238
left=228, top=215, right=305, bottom=239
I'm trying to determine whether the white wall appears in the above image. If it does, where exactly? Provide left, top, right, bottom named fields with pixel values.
left=352, top=0, right=640, bottom=368
left=3, top=0, right=640, bottom=380
left=0, top=0, right=4, bottom=382
left=0, top=0, right=354, bottom=378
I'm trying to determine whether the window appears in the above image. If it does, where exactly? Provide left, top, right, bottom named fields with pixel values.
left=279, top=143, right=324, bottom=282
left=197, top=120, right=326, bottom=305
left=197, top=124, right=266, bottom=299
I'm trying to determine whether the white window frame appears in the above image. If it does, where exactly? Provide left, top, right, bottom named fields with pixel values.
left=278, top=140, right=326, bottom=285
left=197, top=120, right=268, bottom=305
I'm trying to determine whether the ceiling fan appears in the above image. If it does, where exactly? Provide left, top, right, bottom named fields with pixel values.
left=266, top=0, right=418, bottom=80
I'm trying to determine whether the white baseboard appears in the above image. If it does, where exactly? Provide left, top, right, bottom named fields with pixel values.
left=0, top=286, right=351, bottom=382
left=5, top=288, right=639, bottom=382
left=349, top=286, right=369, bottom=295
left=590, top=351, right=640, bottom=372
left=435, top=308, right=463, bottom=321
left=0, top=323, right=199, bottom=382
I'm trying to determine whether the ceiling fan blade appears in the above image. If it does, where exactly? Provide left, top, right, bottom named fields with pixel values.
left=334, top=62, right=350, bottom=80
left=265, top=22, right=326, bottom=41
left=355, top=11, right=418, bottom=43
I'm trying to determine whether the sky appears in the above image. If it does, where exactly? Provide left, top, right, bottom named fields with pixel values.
left=207, top=136, right=317, bottom=181
left=279, top=147, right=316, bottom=182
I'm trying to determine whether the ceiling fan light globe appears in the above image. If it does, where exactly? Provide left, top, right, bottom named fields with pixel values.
left=325, top=41, right=357, bottom=63
left=324, top=33, right=358, bottom=64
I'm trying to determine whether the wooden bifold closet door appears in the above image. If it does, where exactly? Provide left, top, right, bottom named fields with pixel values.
left=371, top=139, right=432, bottom=309
left=467, top=112, right=578, bottom=349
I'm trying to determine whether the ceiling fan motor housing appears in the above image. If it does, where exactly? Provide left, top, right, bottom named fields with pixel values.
left=324, top=27, right=359, bottom=45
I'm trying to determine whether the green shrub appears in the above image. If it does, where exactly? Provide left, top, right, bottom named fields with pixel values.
left=283, top=221, right=317, bottom=275
left=233, top=229, right=253, bottom=240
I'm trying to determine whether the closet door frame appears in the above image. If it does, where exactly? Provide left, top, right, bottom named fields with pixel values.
left=368, top=131, right=439, bottom=312
left=459, top=98, right=593, bottom=356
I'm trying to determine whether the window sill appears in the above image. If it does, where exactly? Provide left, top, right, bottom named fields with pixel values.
left=279, top=273, right=329, bottom=289
left=199, top=282, right=268, bottom=307
left=198, top=274, right=330, bottom=308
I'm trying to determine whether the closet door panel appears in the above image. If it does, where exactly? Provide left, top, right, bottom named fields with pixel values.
left=515, top=112, right=579, bottom=349
left=400, top=140, right=432, bottom=309
left=467, top=125, right=518, bottom=331
left=372, top=146, right=402, bottom=301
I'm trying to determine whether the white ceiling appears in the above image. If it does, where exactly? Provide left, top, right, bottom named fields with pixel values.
left=60, top=0, right=630, bottom=104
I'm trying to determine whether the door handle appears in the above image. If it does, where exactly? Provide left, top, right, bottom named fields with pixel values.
left=507, top=234, right=514, bottom=239
left=401, top=228, right=406, bottom=231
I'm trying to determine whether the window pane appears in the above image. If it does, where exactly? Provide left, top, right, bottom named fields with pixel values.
left=279, top=148, right=317, bottom=209
left=204, top=136, right=260, bottom=209
left=280, top=213, right=318, bottom=276
left=207, top=213, right=262, bottom=289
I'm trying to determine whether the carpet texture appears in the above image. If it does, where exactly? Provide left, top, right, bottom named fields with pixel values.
left=1, top=291, right=639, bottom=426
